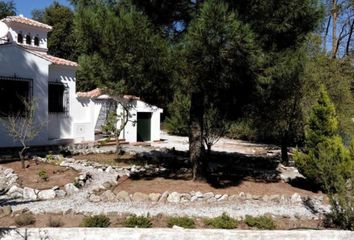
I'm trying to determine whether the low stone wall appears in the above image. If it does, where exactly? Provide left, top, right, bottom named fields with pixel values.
left=1, top=228, right=353, bottom=240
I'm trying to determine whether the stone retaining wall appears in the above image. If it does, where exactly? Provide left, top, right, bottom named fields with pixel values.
left=1, top=228, right=353, bottom=240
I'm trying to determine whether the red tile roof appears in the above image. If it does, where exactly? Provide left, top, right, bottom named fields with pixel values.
left=2, top=15, right=52, bottom=31
left=77, top=88, right=140, bottom=100
left=28, top=50, right=78, bottom=67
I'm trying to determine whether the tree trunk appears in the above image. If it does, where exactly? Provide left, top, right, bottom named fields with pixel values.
left=189, top=92, right=205, bottom=181
left=332, top=0, right=338, bottom=58
left=19, top=147, right=27, bottom=169
left=281, top=137, right=289, bottom=166
left=346, top=19, right=354, bottom=56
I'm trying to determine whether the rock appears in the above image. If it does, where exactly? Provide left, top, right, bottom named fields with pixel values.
left=167, top=192, right=181, bottom=203
left=89, top=194, right=101, bottom=203
left=102, top=181, right=112, bottom=189
left=101, top=190, right=116, bottom=202
left=0, top=175, right=8, bottom=192
left=215, top=194, right=222, bottom=199
left=38, top=189, right=56, bottom=200
left=51, top=186, right=60, bottom=191
left=218, top=194, right=228, bottom=201
left=149, top=193, right=161, bottom=202
left=269, top=195, right=280, bottom=202
left=7, top=186, right=23, bottom=198
left=116, top=191, right=131, bottom=202
left=132, top=192, right=149, bottom=202
left=180, top=193, right=191, bottom=201
left=252, top=195, right=261, bottom=200
left=158, top=191, right=169, bottom=203
left=0, top=206, right=12, bottom=217
left=23, top=187, right=38, bottom=200
left=207, top=197, right=217, bottom=202
left=190, top=196, right=199, bottom=202
left=203, top=192, right=214, bottom=199
left=64, top=183, right=79, bottom=195
left=195, top=191, right=203, bottom=198
left=228, top=195, right=238, bottom=201
left=172, top=225, right=184, bottom=229
left=55, top=190, right=66, bottom=198
left=4, top=168, right=14, bottom=176
left=238, top=192, right=245, bottom=198
left=291, top=193, right=302, bottom=203
left=105, top=166, right=114, bottom=174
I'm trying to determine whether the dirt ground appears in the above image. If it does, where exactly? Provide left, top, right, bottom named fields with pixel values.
left=73, top=153, right=134, bottom=167
left=1, top=160, right=79, bottom=190
left=0, top=213, right=323, bottom=230
left=114, top=177, right=323, bottom=197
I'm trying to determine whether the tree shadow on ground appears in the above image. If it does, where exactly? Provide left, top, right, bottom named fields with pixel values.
left=287, top=177, right=322, bottom=193
left=128, top=149, right=282, bottom=189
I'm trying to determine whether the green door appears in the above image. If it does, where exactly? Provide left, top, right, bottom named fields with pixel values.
left=137, top=112, right=152, bottom=142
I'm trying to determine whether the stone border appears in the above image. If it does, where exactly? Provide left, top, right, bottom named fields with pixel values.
left=89, top=189, right=324, bottom=207
left=1, top=165, right=92, bottom=201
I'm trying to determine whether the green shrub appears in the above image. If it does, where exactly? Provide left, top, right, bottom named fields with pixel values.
left=15, top=212, right=36, bottom=227
left=204, top=213, right=238, bottom=229
left=244, top=215, right=276, bottom=230
left=123, top=214, right=152, bottom=228
left=47, top=217, right=64, bottom=227
left=324, top=177, right=354, bottom=230
left=167, top=216, right=195, bottom=228
left=80, top=214, right=111, bottom=227
left=38, top=169, right=49, bottom=181
left=226, top=119, right=257, bottom=141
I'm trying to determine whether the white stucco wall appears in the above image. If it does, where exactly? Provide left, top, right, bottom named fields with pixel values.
left=48, top=65, right=77, bottom=140
left=6, top=22, right=49, bottom=51
left=0, top=44, right=50, bottom=147
left=2, top=229, right=354, bottom=240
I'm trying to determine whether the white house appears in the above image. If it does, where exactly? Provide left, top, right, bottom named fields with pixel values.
left=0, top=15, right=162, bottom=148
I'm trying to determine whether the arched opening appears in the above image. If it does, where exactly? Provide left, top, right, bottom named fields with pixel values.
left=26, top=34, right=31, bottom=45
left=17, top=32, right=23, bottom=43
left=34, top=35, right=40, bottom=46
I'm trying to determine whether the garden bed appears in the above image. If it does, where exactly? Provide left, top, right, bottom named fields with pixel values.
left=1, top=160, right=78, bottom=190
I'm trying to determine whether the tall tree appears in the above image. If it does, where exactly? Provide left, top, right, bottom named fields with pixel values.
left=74, top=1, right=173, bottom=107
left=31, top=1, right=78, bottom=61
left=322, top=0, right=354, bottom=58
left=0, top=0, right=15, bottom=19
left=183, top=0, right=261, bottom=180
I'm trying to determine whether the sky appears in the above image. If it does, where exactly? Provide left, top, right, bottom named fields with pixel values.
left=13, top=0, right=72, bottom=18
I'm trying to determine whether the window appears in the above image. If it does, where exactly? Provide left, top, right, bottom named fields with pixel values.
left=34, top=36, right=39, bottom=46
left=17, top=33, right=23, bottom=44
left=48, top=83, right=65, bottom=113
left=0, top=79, right=30, bottom=117
left=26, top=34, right=31, bottom=45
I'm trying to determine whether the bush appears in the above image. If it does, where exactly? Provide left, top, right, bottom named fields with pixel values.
left=38, top=169, right=49, bottom=181
left=123, top=214, right=152, bottom=228
left=47, top=217, right=64, bottom=227
left=167, top=216, right=195, bottom=228
left=204, top=213, right=238, bottom=229
left=15, top=212, right=36, bottom=227
left=80, top=214, right=111, bottom=227
left=226, top=119, right=257, bottom=141
left=244, top=215, right=276, bottom=230
left=324, top=178, right=354, bottom=230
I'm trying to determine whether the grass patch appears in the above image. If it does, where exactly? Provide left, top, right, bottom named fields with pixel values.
left=204, top=213, right=238, bottom=229
left=80, top=214, right=111, bottom=228
left=15, top=212, right=36, bottom=227
left=167, top=216, right=195, bottom=228
left=123, top=214, right=152, bottom=228
left=244, top=215, right=276, bottom=230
